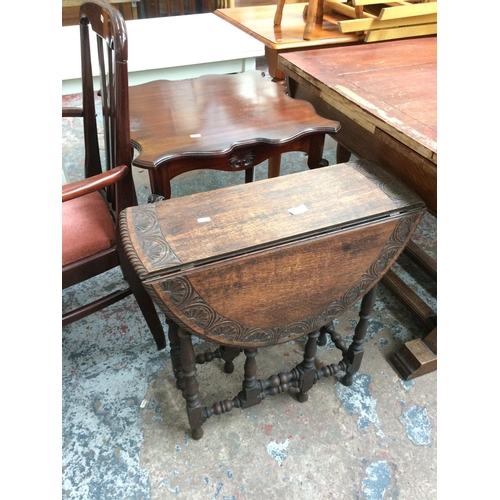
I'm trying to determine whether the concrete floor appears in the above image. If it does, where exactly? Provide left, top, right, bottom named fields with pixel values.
left=62, top=69, right=437, bottom=500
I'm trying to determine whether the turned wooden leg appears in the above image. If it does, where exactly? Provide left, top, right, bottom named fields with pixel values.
left=195, top=345, right=242, bottom=374
left=304, top=0, right=320, bottom=40
left=274, top=0, right=286, bottom=25
left=317, top=321, right=331, bottom=346
left=221, top=346, right=242, bottom=374
left=166, top=320, right=184, bottom=390
left=177, top=328, right=205, bottom=440
left=341, top=284, right=378, bottom=386
left=240, top=349, right=261, bottom=408
left=297, top=330, right=320, bottom=402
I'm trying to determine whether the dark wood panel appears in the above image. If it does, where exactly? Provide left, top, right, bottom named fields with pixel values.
left=288, top=79, right=437, bottom=216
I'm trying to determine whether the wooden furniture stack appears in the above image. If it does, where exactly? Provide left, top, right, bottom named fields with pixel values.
left=274, top=0, right=437, bottom=41
left=327, top=0, right=437, bottom=42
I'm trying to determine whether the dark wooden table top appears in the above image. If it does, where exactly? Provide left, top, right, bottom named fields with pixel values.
left=128, top=70, right=339, bottom=169
left=278, top=36, right=437, bottom=165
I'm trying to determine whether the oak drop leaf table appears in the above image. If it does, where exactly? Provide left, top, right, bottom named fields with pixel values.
left=119, top=160, right=425, bottom=439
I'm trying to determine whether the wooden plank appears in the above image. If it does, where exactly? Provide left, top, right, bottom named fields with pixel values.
left=365, top=23, right=437, bottom=41
left=324, top=0, right=376, bottom=18
left=382, top=269, right=436, bottom=329
left=390, top=331, right=437, bottom=380
left=379, top=2, right=437, bottom=20
left=353, top=0, right=400, bottom=5
left=339, top=13, right=436, bottom=32
left=353, top=0, right=428, bottom=5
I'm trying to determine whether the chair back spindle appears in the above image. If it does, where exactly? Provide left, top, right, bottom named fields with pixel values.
left=79, top=0, right=135, bottom=214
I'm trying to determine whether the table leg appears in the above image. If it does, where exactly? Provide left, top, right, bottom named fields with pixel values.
left=147, top=168, right=171, bottom=200
left=265, top=46, right=285, bottom=80
left=336, top=143, right=352, bottom=164
left=297, top=330, right=320, bottom=402
left=178, top=328, right=205, bottom=440
left=268, top=155, right=281, bottom=178
left=167, top=320, right=184, bottom=389
left=341, top=284, right=377, bottom=386
left=240, top=349, right=262, bottom=408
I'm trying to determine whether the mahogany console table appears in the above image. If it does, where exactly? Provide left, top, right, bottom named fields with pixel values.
left=278, top=37, right=437, bottom=379
left=119, top=160, right=425, bottom=438
left=215, top=3, right=363, bottom=80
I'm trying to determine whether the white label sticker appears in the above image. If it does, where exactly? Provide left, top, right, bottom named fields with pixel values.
left=289, top=204, right=308, bottom=215
left=190, top=134, right=202, bottom=138
left=197, top=217, right=211, bottom=223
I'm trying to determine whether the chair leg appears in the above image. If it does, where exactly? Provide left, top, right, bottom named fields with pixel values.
left=304, top=0, right=320, bottom=40
left=131, top=282, right=167, bottom=350
left=274, top=0, right=286, bottom=25
left=117, top=239, right=167, bottom=350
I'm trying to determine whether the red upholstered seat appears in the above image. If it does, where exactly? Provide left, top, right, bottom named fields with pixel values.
left=62, top=191, right=116, bottom=267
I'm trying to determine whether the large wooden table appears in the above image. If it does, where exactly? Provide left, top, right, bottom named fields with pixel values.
left=215, top=3, right=363, bottom=79
left=278, top=36, right=437, bottom=379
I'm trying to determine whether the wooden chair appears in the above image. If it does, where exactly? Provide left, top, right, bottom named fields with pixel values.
left=62, top=0, right=166, bottom=350
left=274, top=0, right=325, bottom=40
left=273, top=0, right=364, bottom=41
